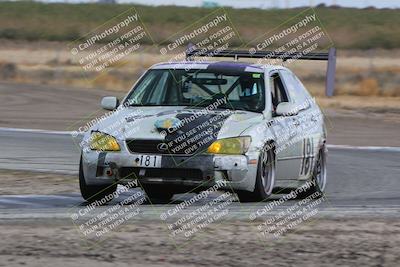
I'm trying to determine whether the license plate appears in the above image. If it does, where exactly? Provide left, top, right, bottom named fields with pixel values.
left=133, top=155, right=161, bottom=168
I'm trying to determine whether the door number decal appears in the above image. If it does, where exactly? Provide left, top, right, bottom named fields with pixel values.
left=300, top=138, right=314, bottom=176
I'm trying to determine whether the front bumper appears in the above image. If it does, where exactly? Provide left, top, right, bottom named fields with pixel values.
left=81, top=150, right=258, bottom=192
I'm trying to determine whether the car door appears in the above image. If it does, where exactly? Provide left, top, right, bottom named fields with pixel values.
left=279, top=70, right=321, bottom=181
left=268, top=71, right=303, bottom=180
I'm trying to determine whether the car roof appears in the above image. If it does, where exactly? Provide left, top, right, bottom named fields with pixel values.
left=150, top=61, right=288, bottom=73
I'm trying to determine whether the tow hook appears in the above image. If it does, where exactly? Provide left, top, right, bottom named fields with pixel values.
left=105, top=162, right=118, bottom=177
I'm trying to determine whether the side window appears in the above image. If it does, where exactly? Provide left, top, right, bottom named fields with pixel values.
left=280, top=70, right=310, bottom=107
left=270, top=72, right=289, bottom=111
left=293, top=74, right=312, bottom=99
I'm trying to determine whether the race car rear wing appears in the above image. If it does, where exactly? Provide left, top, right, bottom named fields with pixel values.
left=186, top=46, right=337, bottom=97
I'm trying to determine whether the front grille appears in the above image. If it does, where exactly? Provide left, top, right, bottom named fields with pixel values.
left=119, top=167, right=203, bottom=181
left=126, top=139, right=199, bottom=155
left=126, top=139, right=161, bottom=153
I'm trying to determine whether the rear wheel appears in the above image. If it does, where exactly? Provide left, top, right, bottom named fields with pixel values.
left=297, top=147, right=327, bottom=199
left=79, top=156, right=117, bottom=203
left=237, top=146, right=276, bottom=202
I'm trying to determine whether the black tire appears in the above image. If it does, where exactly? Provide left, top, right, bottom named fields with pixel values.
left=237, top=146, right=276, bottom=202
left=141, top=184, right=174, bottom=204
left=79, top=156, right=117, bottom=203
left=296, top=147, right=327, bottom=199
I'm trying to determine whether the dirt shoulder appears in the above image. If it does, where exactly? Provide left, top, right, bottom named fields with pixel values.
left=1, top=82, right=400, bottom=146
left=0, top=169, right=77, bottom=195
left=0, top=218, right=398, bottom=267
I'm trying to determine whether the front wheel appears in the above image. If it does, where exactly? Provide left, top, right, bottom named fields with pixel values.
left=237, top=146, right=276, bottom=202
left=141, top=184, right=174, bottom=204
left=79, top=156, right=117, bottom=203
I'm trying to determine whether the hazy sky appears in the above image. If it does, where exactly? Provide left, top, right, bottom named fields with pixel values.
left=117, top=0, right=400, bottom=9
left=43, top=0, right=400, bottom=9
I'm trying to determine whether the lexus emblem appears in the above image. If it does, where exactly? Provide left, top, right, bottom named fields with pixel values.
left=157, top=142, right=168, bottom=152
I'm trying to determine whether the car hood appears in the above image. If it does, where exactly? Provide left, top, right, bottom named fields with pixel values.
left=91, top=106, right=264, bottom=140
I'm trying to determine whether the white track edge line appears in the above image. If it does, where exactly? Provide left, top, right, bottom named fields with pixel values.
left=0, top=127, right=74, bottom=135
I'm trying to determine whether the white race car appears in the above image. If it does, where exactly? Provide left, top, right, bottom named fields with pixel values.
left=79, top=49, right=334, bottom=203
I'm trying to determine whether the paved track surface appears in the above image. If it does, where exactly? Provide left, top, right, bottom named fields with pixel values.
left=1, top=129, right=399, bottom=220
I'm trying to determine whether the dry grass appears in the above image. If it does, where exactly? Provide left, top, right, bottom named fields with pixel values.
left=2, top=2, right=400, bottom=49
left=316, top=95, right=400, bottom=114
left=1, top=41, right=400, bottom=113
left=357, top=78, right=380, bottom=96
left=0, top=61, right=17, bottom=79
left=336, top=78, right=381, bottom=96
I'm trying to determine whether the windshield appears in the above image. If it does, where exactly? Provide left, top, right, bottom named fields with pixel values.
left=124, top=69, right=265, bottom=112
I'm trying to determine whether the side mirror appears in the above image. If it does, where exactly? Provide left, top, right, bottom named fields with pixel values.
left=101, top=96, right=119, bottom=111
left=275, top=102, right=299, bottom=116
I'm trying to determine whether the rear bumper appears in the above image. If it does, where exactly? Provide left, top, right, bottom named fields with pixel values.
left=81, top=150, right=258, bottom=191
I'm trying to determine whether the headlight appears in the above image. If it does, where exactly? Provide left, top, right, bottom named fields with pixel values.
left=207, top=137, right=251, bottom=155
left=89, top=132, right=120, bottom=151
